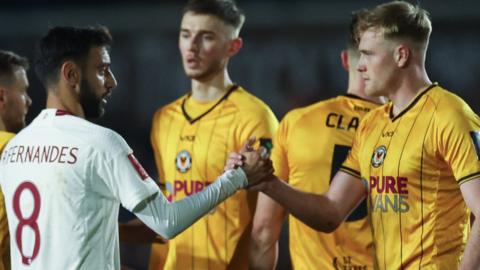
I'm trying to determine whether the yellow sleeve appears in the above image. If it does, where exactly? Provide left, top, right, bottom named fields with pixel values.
left=150, top=109, right=166, bottom=188
left=436, top=105, right=480, bottom=185
left=271, top=114, right=290, bottom=181
left=340, top=117, right=366, bottom=179
left=238, top=106, right=278, bottom=152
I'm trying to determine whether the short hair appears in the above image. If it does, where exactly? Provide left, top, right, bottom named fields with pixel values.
left=34, top=26, right=113, bottom=88
left=0, top=50, right=29, bottom=86
left=355, top=1, right=432, bottom=46
left=183, top=0, right=245, bottom=31
left=347, top=10, right=367, bottom=51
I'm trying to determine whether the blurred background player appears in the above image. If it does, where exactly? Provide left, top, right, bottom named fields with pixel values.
left=148, top=0, right=278, bottom=269
left=249, top=11, right=381, bottom=270
left=0, top=25, right=272, bottom=269
left=0, top=50, right=32, bottom=270
left=230, top=1, right=480, bottom=269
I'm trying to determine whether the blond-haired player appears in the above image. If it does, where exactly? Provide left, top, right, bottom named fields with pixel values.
left=249, top=11, right=382, bottom=270
left=230, top=1, right=480, bottom=269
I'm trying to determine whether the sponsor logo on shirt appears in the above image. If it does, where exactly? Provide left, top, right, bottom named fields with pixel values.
left=127, top=154, right=149, bottom=180
left=371, top=145, right=387, bottom=168
left=369, top=175, right=409, bottom=213
left=165, top=179, right=212, bottom=201
left=471, top=131, right=480, bottom=160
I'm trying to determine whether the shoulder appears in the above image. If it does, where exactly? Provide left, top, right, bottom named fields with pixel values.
left=67, top=119, right=131, bottom=156
left=152, top=95, right=186, bottom=121
left=228, top=86, right=275, bottom=116
left=420, top=86, right=478, bottom=129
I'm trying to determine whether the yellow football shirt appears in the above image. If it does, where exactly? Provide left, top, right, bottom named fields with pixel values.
left=341, top=84, right=480, bottom=270
left=150, top=85, right=278, bottom=270
left=272, top=94, right=378, bottom=270
left=0, top=131, right=15, bottom=270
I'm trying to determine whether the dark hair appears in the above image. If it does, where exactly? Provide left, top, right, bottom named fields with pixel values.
left=34, top=26, right=113, bottom=88
left=0, top=50, right=29, bottom=86
left=183, top=0, right=245, bottom=30
left=355, top=1, right=431, bottom=46
left=347, top=10, right=367, bottom=50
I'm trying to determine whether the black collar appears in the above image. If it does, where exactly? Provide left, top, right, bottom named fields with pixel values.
left=181, top=84, right=238, bottom=124
left=389, top=83, right=437, bottom=122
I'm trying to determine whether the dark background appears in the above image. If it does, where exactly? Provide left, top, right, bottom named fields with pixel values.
left=2, top=0, right=479, bottom=269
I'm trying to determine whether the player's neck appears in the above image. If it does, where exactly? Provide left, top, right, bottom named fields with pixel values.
left=46, top=87, right=85, bottom=118
left=389, top=70, right=432, bottom=117
left=190, top=70, right=233, bottom=102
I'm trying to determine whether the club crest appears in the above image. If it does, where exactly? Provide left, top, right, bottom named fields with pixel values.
left=371, top=145, right=387, bottom=168
left=176, top=150, right=192, bottom=173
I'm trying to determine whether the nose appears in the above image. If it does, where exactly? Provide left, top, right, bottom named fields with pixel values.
left=25, top=93, right=32, bottom=108
left=106, top=69, right=118, bottom=90
left=186, top=35, right=199, bottom=53
left=357, top=56, right=366, bottom=73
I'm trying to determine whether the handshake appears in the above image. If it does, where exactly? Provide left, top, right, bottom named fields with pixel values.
left=224, top=137, right=275, bottom=189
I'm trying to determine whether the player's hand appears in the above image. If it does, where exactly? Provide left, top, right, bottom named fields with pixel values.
left=224, top=136, right=256, bottom=171
left=242, top=150, right=274, bottom=186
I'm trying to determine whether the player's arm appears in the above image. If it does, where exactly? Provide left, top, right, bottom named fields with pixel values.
left=459, top=177, right=480, bottom=270
left=133, top=140, right=272, bottom=240
left=250, top=193, right=286, bottom=270
left=253, top=171, right=366, bottom=233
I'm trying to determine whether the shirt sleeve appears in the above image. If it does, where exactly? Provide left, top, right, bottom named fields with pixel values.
left=271, top=113, right=291, bottom=181
left=436, top=102, right=480, bottom=185
left=92, top=131, right=160, bottom=211
left=237, top=106, right=278, bottom=151
left=340, top=116, right=366, bottom=179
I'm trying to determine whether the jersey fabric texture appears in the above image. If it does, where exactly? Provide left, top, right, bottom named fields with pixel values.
left=0, top=131, right=15, bottom=270
left=341, top=84, right=480, bottom=270
left=150, top=85, right=278, bottom=270
left=272, top=94, right=378, bottom=270
left=0, top=109, right=159, bottom=270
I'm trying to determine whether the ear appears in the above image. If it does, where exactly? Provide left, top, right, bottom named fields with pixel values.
left=340, top=50, right=349, bottom=71
left=227, top=37, right=243, bottom=57
left=0, top=87, right=6, bottom=109
left=394, top=44, right=410, bottom=68
left=60, top=61, right=81, bottom=87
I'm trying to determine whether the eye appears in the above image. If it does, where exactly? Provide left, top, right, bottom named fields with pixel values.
left=204, top=35, right=214, bottom=41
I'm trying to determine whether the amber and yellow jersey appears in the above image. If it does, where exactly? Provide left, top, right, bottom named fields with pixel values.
left=341, top=84, right=480, bottom=270
left=0, top=131, right=14, bottom=270
left=150, top=85, right=278, bottom=270
left=272, top=94, right=378, bottom=270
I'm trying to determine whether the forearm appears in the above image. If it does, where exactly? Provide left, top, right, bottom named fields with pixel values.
left=250, top=240, right=278, bottom=270
left=460, top=219, right=480, bottom=269
left=262, top=177, right=341, bottom=232
left=133, top=168, right=247, bottom=239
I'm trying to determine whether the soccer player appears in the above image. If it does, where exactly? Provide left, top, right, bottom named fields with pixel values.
left=148, top=0, right=278, bottom=269
left=0, top=26, right=272, bottom=270
left=249, top=12, right=382, bottom=270
left=230, top=1, right=480, bottom=269
left=0, top=50, right=32, bottom=270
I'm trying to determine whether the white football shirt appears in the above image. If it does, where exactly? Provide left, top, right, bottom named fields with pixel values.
left=0, top=109, right=160, bottom=270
